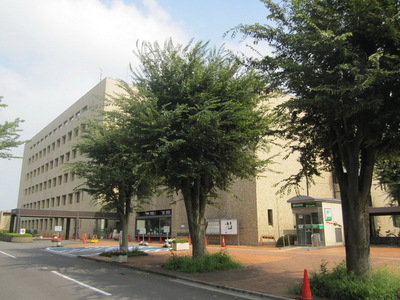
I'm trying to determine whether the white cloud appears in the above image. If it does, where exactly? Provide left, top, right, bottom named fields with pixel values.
left=0, top=0, right=189, bottom=210
left=0, top=0, right=270, bottom=210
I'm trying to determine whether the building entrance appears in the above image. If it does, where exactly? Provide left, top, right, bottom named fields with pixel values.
left=295, top=212, right=324, bottom=245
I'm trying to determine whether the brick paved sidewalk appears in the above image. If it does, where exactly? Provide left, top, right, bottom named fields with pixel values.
left=67, top=240, right=400, bottom=299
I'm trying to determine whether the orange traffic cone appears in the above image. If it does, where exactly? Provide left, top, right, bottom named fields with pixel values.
left=147, top=235, right=152, bottom=243
left=159, top=236, right=163, bottom=243
left=204, top=236, right=208, bottom=246
left=301, top=269, right=313, bottom=300
left=221, top=236, right=226, bottom=247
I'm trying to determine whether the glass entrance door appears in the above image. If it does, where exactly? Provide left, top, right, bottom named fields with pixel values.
left=296, top=212, right=323, bottom=245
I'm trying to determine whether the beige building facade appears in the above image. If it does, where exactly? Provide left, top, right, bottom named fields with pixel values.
left=16, top=78, right=124, bottom=237
left=15, top=78, right=396, bottom=245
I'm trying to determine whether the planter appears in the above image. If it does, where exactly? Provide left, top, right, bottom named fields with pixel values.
left=0, top=236, right=33, bottom=243
left=111, top=255, right=128, bottom=263
left=52, top=241, right=62, bottom=247
left=172, top=242, right=190, bottom=251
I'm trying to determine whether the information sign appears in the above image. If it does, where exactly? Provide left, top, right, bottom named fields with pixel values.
left=220, top=219, right=238, bottom=235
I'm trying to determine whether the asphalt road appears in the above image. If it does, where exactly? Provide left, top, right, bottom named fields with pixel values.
left=0, top=240, right=265, bottom=300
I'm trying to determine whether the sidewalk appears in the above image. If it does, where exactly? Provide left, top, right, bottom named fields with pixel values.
left=66, top=240, right=400, bottom=299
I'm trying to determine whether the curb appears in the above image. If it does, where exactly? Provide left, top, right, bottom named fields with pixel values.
left=79, top=255, right=292, bottom=300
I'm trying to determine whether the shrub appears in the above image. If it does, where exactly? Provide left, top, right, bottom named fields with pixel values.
left=162, top=249, right=243, bottom=273
left=172, top=238, right=189, bottom=243
left=99, top=247, right=148, bottom=257
left=291, top=261, right=400, bottom=300
left=0, top=232, right=33, bottom=237
left=275, top=234, right=296, bottom=247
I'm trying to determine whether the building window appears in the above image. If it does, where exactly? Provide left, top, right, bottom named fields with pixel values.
left=75, top=192, right=80, bottom=203
left=394, top=215, right=400, bottom=228
left=267, top=209, right=273, bottom=226
left=136, top=210, right=172, bottom=236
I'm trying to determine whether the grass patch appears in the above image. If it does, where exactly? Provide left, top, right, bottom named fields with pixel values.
left=291, top=261, right=400, bottom=300
left=99, top=247, right=149, bottom=257
left=162, top=249, right=243, bottom=273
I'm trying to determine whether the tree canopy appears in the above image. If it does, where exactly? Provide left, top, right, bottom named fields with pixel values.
left=68, top=119, right=157, bottom=251
left=234, top=0, right=400, bottom=276
left=375, top=155, right=400, bottom=206
left=112, top=39, right=273, bottom=257
left=0, top=97, right=25, bottom=159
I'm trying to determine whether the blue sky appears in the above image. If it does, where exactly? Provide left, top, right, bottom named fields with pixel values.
left=0, top=0, right=270, bottom=210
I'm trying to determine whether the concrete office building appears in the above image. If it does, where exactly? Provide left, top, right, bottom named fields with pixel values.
left=13, top=78, right=397, bottom=246
left=14, top=78, right=124, bottom=238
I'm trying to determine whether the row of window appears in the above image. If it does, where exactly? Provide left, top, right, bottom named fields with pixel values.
left=29, top=106, right=88, bottom=151
left=21, top=218, right=72, bottom=232
left=26, top=150, right=80, bottom=181
left=28, top=127, right=82, bottom=165
left=24, top=172, right=76, bottom=196
left=22, top=192, right=82, bottom=209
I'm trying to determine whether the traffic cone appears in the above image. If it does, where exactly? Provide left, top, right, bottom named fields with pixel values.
left=204, top=236, right=208, bottom=246
left=159, top=236, right=163, bottom=243
left=221, top=236, right=226, bottom=247
left=147, top=235, right=152, bottom=243
left=137, top=235, right=140, bottom=242
left=300, top=269, right=313, bottom=300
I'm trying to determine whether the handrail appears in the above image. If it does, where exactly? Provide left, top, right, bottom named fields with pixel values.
left=311, top=233, right=320, bottom=247
left=282, top=234, right=290, bottom=247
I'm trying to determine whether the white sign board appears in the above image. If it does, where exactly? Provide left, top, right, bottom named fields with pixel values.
left=139, top=228, right=146, bottom=235
left=54, top=226, right=62, bottom=232
left=220, top=219, right=238, bottom=235
left=163, top=226, right=170, bottom=234
left=20, top=228, right=26, bottom=235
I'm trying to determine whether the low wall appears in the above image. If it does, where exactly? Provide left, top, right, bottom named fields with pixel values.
left=0, top=236, right=33, bottom=243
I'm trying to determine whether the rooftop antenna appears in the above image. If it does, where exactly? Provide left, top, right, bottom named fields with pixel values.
left=99, top=68, right=103, bottom=81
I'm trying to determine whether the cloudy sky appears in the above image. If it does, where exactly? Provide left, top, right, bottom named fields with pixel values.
left=0, top=0, right=270, bottom=210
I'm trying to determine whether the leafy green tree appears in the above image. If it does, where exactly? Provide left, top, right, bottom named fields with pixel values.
left=67, top=120, right=157, bottom=252
left=0, top=97, right=25, bottom=158
left=113, top=39, right=272, bottom=258
left=234, top=0, right=400, bottom=276
left=375, top=155, right=400, bottom=206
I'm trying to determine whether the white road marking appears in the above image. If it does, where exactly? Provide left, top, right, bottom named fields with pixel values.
left=51, top=271, right=112, bottom=296
left=0, top=251, right=16, bottom=258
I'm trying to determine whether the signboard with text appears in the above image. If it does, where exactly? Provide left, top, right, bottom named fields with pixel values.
left=220, top=219, right=238, bottom=235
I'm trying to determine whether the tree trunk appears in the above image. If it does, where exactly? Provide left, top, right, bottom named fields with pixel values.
left=333, top=142, right=377, bottom=276
left=119, top=212, right=129, bottom=252
left=181, top=177, right=209, bottom=258
left=117, top=188, right=131, bottom=253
